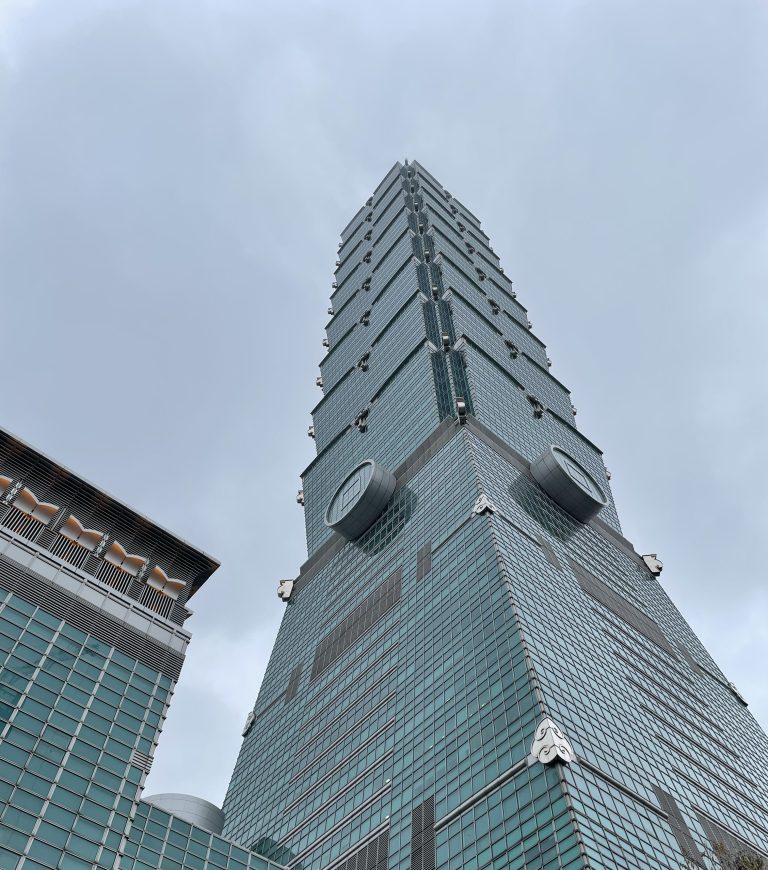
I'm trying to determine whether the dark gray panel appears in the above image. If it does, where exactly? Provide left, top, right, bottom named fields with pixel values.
left=535, top=535, right=562, bottom=570
left=311, top=569, right=401, bottom=681
left=570, top=559, right=675, bottom=656
left=416, top=542, right=432, bottom=581
left=411, top=796, right=436, bottom=870
left=284, top=665, right=302, bottom=703
left=652, top=786, right=703, bottom=866
left=335, top=828, right=389, bottom=870
left=696, top=810, right=768, bottom=864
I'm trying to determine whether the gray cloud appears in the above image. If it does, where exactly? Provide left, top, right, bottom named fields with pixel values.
left=2, top=0, right=767, bottom=804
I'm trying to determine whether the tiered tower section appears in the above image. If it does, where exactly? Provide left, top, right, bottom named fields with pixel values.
left=223, top=162, right=768, bottom=870
left=301, top=160, right=619, bottom=565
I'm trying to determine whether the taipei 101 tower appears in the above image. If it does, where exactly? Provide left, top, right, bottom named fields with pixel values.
left=221, top=161, right=768, bottom=870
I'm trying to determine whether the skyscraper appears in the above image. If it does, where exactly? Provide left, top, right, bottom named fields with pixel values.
left=222, top=161, right=768, bottom=870
left=0, top=429, right=284, bottom=870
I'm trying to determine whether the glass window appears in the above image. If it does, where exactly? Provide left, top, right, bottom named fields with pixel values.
left=69, top=670, right=96, bottom=691
left=0, top=760, right=22, bottom=784
left=10, top=788, right=43, bottom=815
left=33, top=610, right=61, bottom=630
left=50, top=786, right=81, bottom=812
left=65, top=756, right=95, bottom=778
left=0, top=745, right=27, bottom=766
left=66, top=833, right=100, bottom=861
left=27, top=839, right=64, bottom=865
left=80, top=800, right=110, bottom=825
left=70, top=740, right=99, bottom=764
left=40, top=726, right=71, bottom=750
left=0, top=824, right=28, bottom=851
left=59, top=624, right=86, bottom=645
left=4, top=728, right=34, bottom=751
left=59, top=850, right=93, bottom=869
left=73, top=815, right=104, bottom=841
left=3, top=805, right=37, bottom=834
left=9, top=596, right=34, bottom=616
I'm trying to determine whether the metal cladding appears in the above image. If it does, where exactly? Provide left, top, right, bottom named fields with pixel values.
left=143, top=794, right=225, bottom=835
left=530, top=444, right=608, bottom=522
left=324, top=460, right=396, bottom=540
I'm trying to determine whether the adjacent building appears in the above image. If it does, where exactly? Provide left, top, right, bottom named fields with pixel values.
left=222, top=161, right=768, bottom=869
left=0, top=429, right=283, bottom=870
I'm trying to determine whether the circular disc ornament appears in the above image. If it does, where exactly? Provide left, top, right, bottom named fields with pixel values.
left=530, top=446, right=607, bottom=523
left=324, top=460, right=396, bottom=540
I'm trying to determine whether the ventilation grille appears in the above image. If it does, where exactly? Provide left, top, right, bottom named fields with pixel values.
left=95, top=561, right=135, bottom=596
left=0, top=554, right=184, bottom=680
left=139, top=585, right=175, bottom=619
left=696, top=810, right=768, bottom=864
left=333, top=828, right=389, bottom=870
left=311, top=569, right=401, bottom=681
left=570, top=560, right=674, bottom=656
left=285, top=665, right=302, bottom=703
left=652, top=787, right=702, bottom=865
left=49, top=536, right=91, bottom=570
left=2, top=508, right=45, bottom=542
left=130, top=749, right=154, bottom=775
left=411, top=796, right=436, bottom=870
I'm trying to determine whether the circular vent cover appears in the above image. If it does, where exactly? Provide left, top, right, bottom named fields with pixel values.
left=324, top=460, right=396, bottom=540
left=530, top=446, right=607, bottom=523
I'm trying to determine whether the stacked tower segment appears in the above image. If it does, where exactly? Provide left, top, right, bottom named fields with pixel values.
left=223, top=161, right=768, bottom=870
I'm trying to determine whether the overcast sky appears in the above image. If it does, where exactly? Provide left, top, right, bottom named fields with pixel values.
left=2, top=0, right=767, bottom=806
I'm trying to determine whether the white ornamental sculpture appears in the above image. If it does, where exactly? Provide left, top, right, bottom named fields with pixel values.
left=472, top=494, right=496, bottom=515
left=277, top=580, right=294, bottom=602
left=530, top=717, right=574, bottom=765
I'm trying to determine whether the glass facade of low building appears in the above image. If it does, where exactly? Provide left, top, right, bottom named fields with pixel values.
left=0, top=578, right=169, bottom=869
left=0, top=430, right=280, bottom=870
left=222, top=161, right=768, bottom=869
left=121, top=800, right=284, bottom=870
